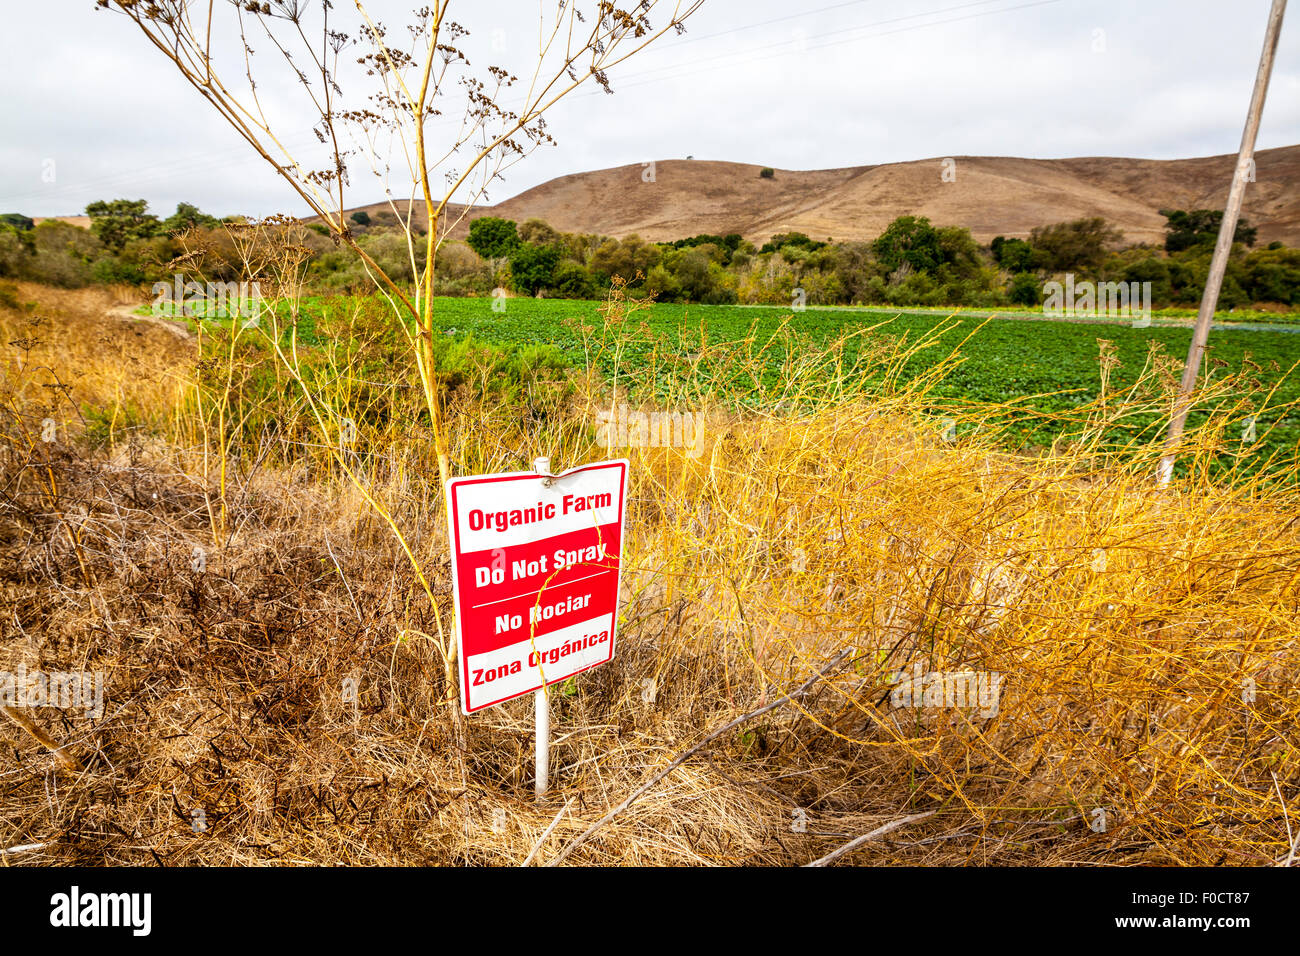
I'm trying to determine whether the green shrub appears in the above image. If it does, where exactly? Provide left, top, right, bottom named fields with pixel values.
left=993, top=237, right=1039, bottom=273
left=1030, top=217, right=1123, bottom=272
left=0, top=228, right=31, bottom=279
left=1008, top=272, right=1041, bottom=306
left=467, top=216, right=520, bottom=260
left=551, top=261, right=594, bottom=299
left=872, top=217, right=942, bottom=274
left=509, top=243, right=560, bottom=296
left=85, top=198, right=161, bottom=251
left=91, top=256, right=148, bottom=285
left=27, top=221, right=103, bottom=287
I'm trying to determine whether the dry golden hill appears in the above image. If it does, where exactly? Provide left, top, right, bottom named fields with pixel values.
left=31, top=215, right=93, bottom=228
left=341, top=145, right=1300, bottom=247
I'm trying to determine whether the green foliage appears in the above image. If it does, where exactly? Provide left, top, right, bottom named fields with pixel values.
left=0, top=227, right=31, bottom=279
left=28, top=221, right=105, bottom=287
left=1030, top=217, right=1124, bottom=272
left=1240, top=246, right=1300, bottom=305
left=828, top=242, right=879, bottom=304
left=759, top=167, right=775, bottom=179
left=1007, top=271, right=1041, bottom=305
left=643, top=263, right=680, bottom=301
left=759, top=232, right=825, bottom=255
left=85, top=199, right=161, bottom=252
left=652, top=246, right=737, bottom=304
left=1120, top=256, right=1172, bottom=302
left=161, top=202, right=221, bottom=235
left=16, top=204, right=1300, bottom=313
left=873, top=216, right=942, bottom=275
left=405, top=294, right=1300, bottom=471
left=349, top=210, right=372, bottom=227
left=551, top=261, right=594, bottom=299
left=935, top=226, right=983, bottom=281
left=194, top=293, right=576, bottom=454
left=588, top=234, right=661, bottom=286
left=91, top=255, right=148, bottom=285
left=430, top=334, right=573, bottom=413
left=993, top=237, right=1039, bottom=273
left=666, top=233, right=743, bottom=261
left=467, top=216, right=520, bottom=259
left=1161, top=208, right=1257, bottom=253
left=509, top=242, right=560, bottom=295
left=0, top=213, right=34, bottom=231
left=310, top=230, right=424, bottom=291
left=518, top=218, right=559, bottom=245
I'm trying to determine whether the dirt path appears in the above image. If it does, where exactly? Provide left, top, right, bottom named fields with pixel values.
left=107, top=303, right=194, bottom=340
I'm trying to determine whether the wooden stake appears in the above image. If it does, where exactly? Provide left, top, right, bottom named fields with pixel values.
left=1159, top=0, right=1288, bottom=485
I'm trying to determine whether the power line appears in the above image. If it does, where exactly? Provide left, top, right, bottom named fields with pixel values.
left=656, top=0, right=884, bottom=47
left=573, top=0, right=1065, bottom=96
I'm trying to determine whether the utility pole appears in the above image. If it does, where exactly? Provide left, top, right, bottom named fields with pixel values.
left=1158, top=0, right=1287, bottom=486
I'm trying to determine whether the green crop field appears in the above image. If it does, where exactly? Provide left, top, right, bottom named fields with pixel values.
left=421, top=297, right=1300, bottom=462
left=149, top=294, right=1300, bottom=473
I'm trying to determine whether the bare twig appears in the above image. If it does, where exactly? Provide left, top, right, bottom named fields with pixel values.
left=1, top=706, right=83, bottom=773
left=804, top=811, right=938, bottom=867
left=1280, top=831, right=1300, bottom=867
left=1, top=842, right=48, bottom=857
left=522, top=796, right=573, bottom=867
left=1276, top=773, right=1299, bottom=868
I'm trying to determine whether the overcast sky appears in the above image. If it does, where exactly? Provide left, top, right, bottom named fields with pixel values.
left=2, top=0, right=1297, bottom=219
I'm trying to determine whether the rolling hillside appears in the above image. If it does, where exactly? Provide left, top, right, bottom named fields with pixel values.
left=339, top=145, right=1300, bottom=247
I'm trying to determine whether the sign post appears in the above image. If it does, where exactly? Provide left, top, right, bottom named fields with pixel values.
left=446, top=458, right=629, bottom=794
left=535, top=683, right=549, bottom=800
left=532, top=456, right=553, bottom=802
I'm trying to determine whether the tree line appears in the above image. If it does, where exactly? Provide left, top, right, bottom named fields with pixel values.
left=2, top=199, right=1298, bottom=310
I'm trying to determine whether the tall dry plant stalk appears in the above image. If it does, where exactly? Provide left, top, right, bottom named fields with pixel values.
left=98, top=0, right=702, bottom=714
left=100, top=0, right=700, bottom=485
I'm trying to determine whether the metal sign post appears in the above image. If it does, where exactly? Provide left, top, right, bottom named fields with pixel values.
left=535, top=684, right=549, bottom=801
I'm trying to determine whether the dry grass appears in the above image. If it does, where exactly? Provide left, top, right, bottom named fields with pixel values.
left=347, top=145, right=1300, bottom=248
left=1, top=281, right=1297, bottom=866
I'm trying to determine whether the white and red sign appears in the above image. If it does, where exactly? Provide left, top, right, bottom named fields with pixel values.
left=446, top=459, right=629, bottom=713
